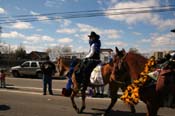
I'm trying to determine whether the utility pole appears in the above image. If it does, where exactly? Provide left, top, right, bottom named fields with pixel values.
left=0, top=26, right=2, bottom=49
left=0, top=26, right=2, bottom=43
left=170, top=29, right=175, bottom=51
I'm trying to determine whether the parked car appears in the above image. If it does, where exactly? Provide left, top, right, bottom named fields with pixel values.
left=10, top=61, right=44, bottom=78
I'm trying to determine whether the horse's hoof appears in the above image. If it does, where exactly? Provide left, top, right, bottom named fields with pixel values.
left=104, top=110, right=110, bottom=116
left=130, top=105, right=136, bottom=113
left=79, top=106, right=85, bottom=113
left=76, top=108, right=80, bottom=114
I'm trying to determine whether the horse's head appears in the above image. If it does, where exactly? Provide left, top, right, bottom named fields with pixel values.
left=111, top=46, right=148, bottom=83
left=110, top=47, right=130, bottom=84
left=56, top=57, right=69, bottom=77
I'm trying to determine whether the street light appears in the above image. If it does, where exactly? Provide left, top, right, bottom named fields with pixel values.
left=171, top=28, right=175, bottom=33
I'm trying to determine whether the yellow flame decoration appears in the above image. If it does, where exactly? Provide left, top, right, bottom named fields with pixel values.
left=120, top=57, right=156, bottom=105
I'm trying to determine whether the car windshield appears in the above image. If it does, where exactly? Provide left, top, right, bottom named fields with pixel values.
left=21, top=62, right=30, bottom=67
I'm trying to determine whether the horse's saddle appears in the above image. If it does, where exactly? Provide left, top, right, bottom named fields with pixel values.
left=75, top=62, right=103, bottom=86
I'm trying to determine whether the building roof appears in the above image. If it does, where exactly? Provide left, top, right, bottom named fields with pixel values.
left=100, top=48, right=113, bottom=53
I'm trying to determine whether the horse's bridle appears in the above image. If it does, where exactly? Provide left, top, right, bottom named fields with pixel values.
left=117, top=53, right=128, bottom=70
left=113, top=53, right=129, bottom=86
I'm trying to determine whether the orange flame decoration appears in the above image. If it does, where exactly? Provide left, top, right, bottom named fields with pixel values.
left=120, top=57, right=156, bottom=105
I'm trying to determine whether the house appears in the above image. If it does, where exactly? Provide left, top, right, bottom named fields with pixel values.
left=100, top=48, right=113, bottom=63
left=57, top=48, right=113, bottom=62
left=28, top=51, right=48, bottom=60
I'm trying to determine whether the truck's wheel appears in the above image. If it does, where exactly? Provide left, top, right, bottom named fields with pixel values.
left=12, top=71, right=20, bottom=77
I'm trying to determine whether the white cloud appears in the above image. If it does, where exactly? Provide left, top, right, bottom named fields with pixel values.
left=44, top=0, right=63, bottom=8
left=76, top=23, right=121, bottom=39
left=138, top=32, right=175, bottom=53
left=104, top=0, right=175, bottom=29
left=1, top=31, right=25, bottom=38
left=105, top=0, right=158, bottom=23
left=63, top=19, right=72, bottom=26
left=151, top=33, right=175, bottom=47
left=56, top=19, right=72, bottom=27
left=141, top=39, right=151, bottom=43
left=26, top=35, right=54, bottom=43
left=10, top=22, right=33, bottom=29
left=57, top=38, right=72, bottom=43
left=133, top=32, right=142, bottom=36
left=30, top=11, right=49, bottom=22
left=104, top=41, right=128, bottom=48
left=24, top=45, right=45, bottom=53
left=76, top=23, right=95, bottom=33
left=103, top=29, right=121, bottom=39
left=0, top=7, right=5, bottom=14
left=2, top=31, right=54, bottom=43
left=56, top=28, right=76, bottom=34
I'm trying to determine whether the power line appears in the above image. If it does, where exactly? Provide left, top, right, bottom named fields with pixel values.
left=0, top=4, right=174, bottom=19
left=0, top=5, right=175, bottom=24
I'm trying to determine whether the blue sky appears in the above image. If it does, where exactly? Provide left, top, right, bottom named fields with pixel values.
left=0, top=0, right=175, bottom=54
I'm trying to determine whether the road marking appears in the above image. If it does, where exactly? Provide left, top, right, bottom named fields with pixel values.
left=0, top=89, right=41, bottom=95
left=7, top=85, right=124, bottom=94
left=0, top=88, right=118, bottom=101
left=0, top=88, right=143, bottom=103
left=10, top=86, right=62, bottom=91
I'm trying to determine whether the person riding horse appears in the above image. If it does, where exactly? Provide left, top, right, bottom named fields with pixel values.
left=75, top=31, right=101, bottom=89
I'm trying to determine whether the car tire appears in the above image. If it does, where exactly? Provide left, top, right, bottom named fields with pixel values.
left=12, top=70, right=20, bottom=77
left=36, top=72, right=43, bottom=78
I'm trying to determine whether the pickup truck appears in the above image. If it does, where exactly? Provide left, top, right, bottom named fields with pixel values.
left=10, top=61, right=44, bottom=78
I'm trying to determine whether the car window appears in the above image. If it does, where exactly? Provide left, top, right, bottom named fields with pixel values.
left=31, top=62, right=37, bottom=67
left=22, top=62, right=30, bottom=67
left=39, top=62, right=43, bottom=67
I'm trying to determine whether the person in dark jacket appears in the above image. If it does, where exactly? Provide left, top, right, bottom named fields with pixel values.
left=41, top=56, right=56, bottom=95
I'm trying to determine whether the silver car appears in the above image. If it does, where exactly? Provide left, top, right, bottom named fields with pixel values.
left=10, top=61, right=44, bottom=78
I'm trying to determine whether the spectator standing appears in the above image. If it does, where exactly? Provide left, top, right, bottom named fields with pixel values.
left=41, top=56, right=56, bottom=95
left=0, top=69, right=6, bottom=88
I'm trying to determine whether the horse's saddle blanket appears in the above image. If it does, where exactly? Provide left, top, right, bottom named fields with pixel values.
left=156, top=69, right=175, bottom=94
left=90, top=64, right=104, bottom=85
left=156, top=69, right=175, bottom=108
left=147, top=69, right=161, bottom=81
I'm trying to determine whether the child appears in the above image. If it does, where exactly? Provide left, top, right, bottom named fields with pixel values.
left=0, top=69, right=6, bottom=88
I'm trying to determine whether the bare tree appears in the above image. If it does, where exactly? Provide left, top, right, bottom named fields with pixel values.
left=15, top=44, right=26, bottom=59
left=46, top=46, right=72, bottom=61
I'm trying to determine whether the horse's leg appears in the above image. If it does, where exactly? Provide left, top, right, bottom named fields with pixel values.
left=70, top=88, right=79, bottom=113
left=146, top=101, right=159, bottom=116
left=129, top=104, right=136, bottom=113
left=79, top=86, right=87, bottom=113
left=105, top=81, right=119, bottom=114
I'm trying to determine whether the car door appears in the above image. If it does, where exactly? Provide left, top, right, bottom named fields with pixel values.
left=20, top=61, right=30, bottom=75
left=30, top=62, right=38, bottom=75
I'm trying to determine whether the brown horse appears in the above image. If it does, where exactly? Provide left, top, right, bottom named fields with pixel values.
left=57, top=56, right=136, bottom=114
left=111, top=47, right=175, bottom=116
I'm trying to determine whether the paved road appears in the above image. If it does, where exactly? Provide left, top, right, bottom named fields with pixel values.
left=0, top=76, right=175, bottom=116
left=0, top=89, right=147, bottom=116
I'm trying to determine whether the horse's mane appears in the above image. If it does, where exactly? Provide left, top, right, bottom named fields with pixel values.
left=59, top=57, right=73, bottom=67
left=125, top=51, right=148, bottom=80
left=57, top=57, right=81, bottom=76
